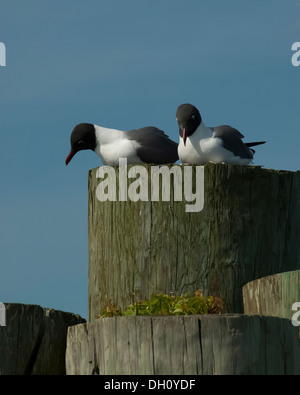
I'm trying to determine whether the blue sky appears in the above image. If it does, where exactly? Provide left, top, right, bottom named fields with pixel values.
left=0, top=1, right=299, bottom=320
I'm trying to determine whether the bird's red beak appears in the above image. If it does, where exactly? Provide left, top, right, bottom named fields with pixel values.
left=183, top=128, right=187, bottom=146
left=65, top=150, right=75, bottom=166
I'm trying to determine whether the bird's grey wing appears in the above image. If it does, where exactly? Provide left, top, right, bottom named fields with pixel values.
left=126, top=127, right=179, bottom=164
left=212, top=125, right=253, bottom=159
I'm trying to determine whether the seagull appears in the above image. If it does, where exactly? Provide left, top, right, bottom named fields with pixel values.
left=65, top=123, right=179, bottom=166
left=176, top=103, right=266, bottom=165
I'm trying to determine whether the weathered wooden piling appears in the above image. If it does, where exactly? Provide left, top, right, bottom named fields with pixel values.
left=88, top=163, right=300, bottom=321
left=3, top=164, right=299, bottom=375
left=243, top=270, right=300, bottom=321
left=66, top=314, right=300, bottom=375
left=0, top=303, right=85, bottom=375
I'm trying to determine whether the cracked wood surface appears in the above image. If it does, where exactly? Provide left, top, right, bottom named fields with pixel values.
left=243, top=270, right=300, bottom=319
left=66, top=314, right=300, bottom=375
left=88, top=163, right=300, bottom=321
left=0, top=303, right=85, bottom=375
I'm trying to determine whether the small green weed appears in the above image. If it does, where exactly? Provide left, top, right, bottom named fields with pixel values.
left=98, top=290, right=224, bottom=318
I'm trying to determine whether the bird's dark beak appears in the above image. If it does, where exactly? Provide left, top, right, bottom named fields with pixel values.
left=65, top=150, right=76, bottom=166
left=183, top=128, right=187, bottom=146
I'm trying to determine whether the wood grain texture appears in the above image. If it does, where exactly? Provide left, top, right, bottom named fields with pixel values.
left=66, top=314, right=300, bottom=375
left=243, top=270, right=300, bottom=319
left=88, top=163, right=300, bottom=321
left=0, top=303, right=85, bottom=375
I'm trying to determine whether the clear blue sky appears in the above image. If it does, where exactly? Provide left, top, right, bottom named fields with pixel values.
left=0, top=1, right=299, bottom=320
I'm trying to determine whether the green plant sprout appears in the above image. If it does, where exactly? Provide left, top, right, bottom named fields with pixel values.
left=98, top=290, right=224, bottom=318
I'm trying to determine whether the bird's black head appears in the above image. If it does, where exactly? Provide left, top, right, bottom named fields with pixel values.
left=176, top=104, right=201, bottom=146
left=65, top=123, right=96, bottom=165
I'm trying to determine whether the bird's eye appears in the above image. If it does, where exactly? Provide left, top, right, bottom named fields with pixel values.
left=191, top=114, right=195, bottom=120
left=78, top=140, right=84, bottom=145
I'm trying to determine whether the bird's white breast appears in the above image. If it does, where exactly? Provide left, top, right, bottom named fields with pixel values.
left=94, top=125, right=143, bottom=166
left=178, top=137, right=208, bottom=164
left=178, top=123, right=252, bottom=165
left=178, top=123, right=214, bottom=165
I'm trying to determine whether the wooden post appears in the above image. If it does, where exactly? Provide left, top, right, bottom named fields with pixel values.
left=66, top=314, right=300, bottom=375
left=88, top=163, right=300, bottom=321
left=243, top=270, right=300, bottom=321
left=0, top=303, right=85, bottom=375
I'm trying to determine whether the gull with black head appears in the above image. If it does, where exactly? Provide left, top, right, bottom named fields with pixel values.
left=66, top=123, right=179, bottom=166
left=176, top=103, right=265, bottom=165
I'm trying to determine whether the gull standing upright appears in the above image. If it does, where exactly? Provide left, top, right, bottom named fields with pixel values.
left=65, top=123, right=179, bottom=166
left=176, top=103, right=265, bottom=165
